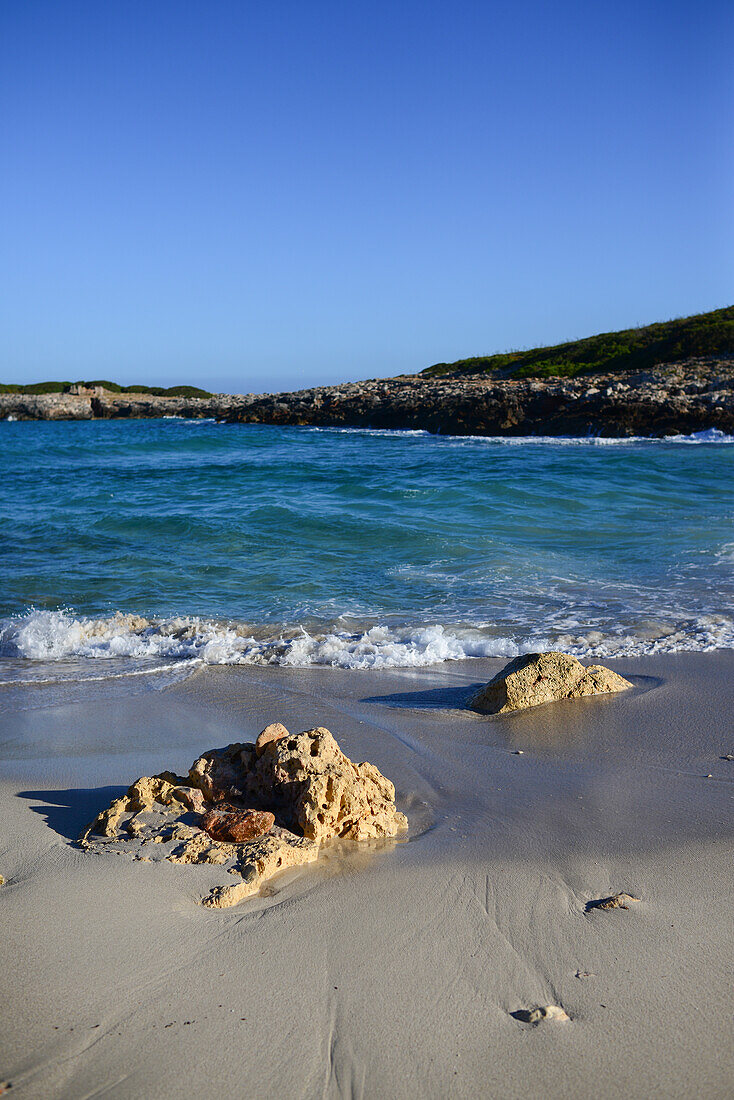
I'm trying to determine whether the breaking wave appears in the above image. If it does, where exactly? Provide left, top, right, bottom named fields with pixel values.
left=309, top=426, right=734, bottom=445
left=2, top=608, right=733, bottom=678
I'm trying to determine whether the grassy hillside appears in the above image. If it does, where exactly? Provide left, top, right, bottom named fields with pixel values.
left=0, top=380, right=213, bottom=397
left=423, top=305, right=734, bottom=379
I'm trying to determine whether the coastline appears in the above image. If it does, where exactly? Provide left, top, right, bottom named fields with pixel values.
left=2, top=357, right=733, bottom=436
left=1, top=650, right=732, bottom=1098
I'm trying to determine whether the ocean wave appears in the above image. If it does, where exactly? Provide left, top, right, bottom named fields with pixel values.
left=1, top=608, right=733, bottom=675
left=305, top=426, right=734, bottom=445
left=308, top=427, right=431, bottom=438
left=661, top=427, right=734, bottom=444
left=449, top=427, right=734, bottom=446
left=0, top=611, right=527, bottom=670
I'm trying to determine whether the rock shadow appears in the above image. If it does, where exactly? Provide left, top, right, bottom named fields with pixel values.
left=509, top=1009, right=536, bottom=1023
left=361, top=684, right=483, bottom=711
left=362, top=674, right=661, bottom=715
left=18, top=786, right=127, bottom=842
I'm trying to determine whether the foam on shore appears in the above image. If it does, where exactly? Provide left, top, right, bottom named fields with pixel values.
left=2, top=608, right=733, bottom=679
left=309, top=426, right=734, bottom=445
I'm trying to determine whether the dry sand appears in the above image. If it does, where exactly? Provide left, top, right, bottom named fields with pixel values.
left=1, top=651, right=733, bottom=1098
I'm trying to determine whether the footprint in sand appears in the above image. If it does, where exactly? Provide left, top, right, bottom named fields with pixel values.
left=586, top=891, right=640, bottom=911
left=511, top=1005, right=570, bottom=1024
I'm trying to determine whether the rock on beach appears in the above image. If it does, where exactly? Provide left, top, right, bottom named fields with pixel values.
left=470, top=651, right=632, bottom=714
left=80, top=724, right=407, bottom=907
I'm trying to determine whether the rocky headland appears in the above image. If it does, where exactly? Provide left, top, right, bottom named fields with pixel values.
left=2, top=358, right=733, bottom=437
left=219, top=358, right=734, bottom=437
left=0, top=385, right=233, bottom=422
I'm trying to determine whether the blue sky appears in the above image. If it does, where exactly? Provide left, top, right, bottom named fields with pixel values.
left=1, top=1, right=732, bottom=392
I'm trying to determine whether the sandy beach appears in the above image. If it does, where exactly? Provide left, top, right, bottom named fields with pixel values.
left=4, top=2, right=733, bottom=1096
left=1, top=651, right=732, bottom=1098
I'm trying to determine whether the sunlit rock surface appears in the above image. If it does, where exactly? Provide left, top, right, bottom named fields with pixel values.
left=80, top=725, right=407, bottom=907
left=470, top=651, right=632, bottom=714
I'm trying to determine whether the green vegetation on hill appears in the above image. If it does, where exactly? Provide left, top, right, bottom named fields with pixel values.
left=0, top=380, right=213, bottom=397
left=423, top=305, right=734, bottom=379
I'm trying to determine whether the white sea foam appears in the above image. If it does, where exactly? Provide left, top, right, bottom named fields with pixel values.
left=308, top=427, right=430, bottom=438
left=307, top=426, right=734, bottom=445
left=0, top=611, right=526, bottom=670
left=1, top=608, right=733, bottom=678
left=661, top=427, right=734, bottom=444
left=448, top=427, right=734, bottom=446
left=275, top=624, right=527, bottom=669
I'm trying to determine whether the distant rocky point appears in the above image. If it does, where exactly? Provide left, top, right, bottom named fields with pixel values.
left=2, top=358, right=731, bottom=437
left=3, top=307, right=732, bottom=436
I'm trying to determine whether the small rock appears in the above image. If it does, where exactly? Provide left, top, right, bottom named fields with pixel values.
left=200, top=805, right=275, bottom=843
left=587, top=892, right=640, bottom=911
left=513, top=750, right=524, bottom=755
left=722, top=754, right=733, bottom=761
left=188, top=743, right=252, bottom=802
left=255, top=722, right=290, bottom=757
left=170, top=786, right=207, bottom=814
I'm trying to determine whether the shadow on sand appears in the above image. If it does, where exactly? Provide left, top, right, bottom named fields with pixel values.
left=17, top=786, right=126, bottom=842
left=360, top=683, right=482, bottom=710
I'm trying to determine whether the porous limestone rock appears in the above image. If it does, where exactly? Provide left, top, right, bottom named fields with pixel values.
left=188, top=743, right=252, bottom=802
left=469, top=651, right=632, bottom=715
left=80, top=724, right=406, bottom=907
left=201, top=829, right=320, bottom=909
left=255, top=722, right=289, bottom=756
left=255, top=726, right=407, bottom=841
left=80, top=770, right=208, bottom=839
left=189, top=726, right=407, bottom=842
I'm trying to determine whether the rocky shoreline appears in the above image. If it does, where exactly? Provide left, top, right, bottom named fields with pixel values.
left=3, top=357, right=733, bottom=436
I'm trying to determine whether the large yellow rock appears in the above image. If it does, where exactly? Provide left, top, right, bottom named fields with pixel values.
left=470, top=651, right=632, bottom=715
left=80, top=724, right=406, bottom=907
left=255, top=727, right=407, bottom=842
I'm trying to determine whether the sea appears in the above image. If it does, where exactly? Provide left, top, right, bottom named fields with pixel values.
left=1, top=417, right=733, bottom=692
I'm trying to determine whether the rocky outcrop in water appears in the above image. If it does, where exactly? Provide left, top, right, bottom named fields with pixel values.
left=220, top=359, right=734, bottom=437
left=469, top=652, right=632, bottom=714
left=0, top=386, right=233, bottom=421
left=80, top=724, right=407, bottom=908
left=2, top=359, right=732, bottom=435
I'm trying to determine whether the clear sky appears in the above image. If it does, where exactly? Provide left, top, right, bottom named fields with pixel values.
left=1, top=1, right=732, bottom=392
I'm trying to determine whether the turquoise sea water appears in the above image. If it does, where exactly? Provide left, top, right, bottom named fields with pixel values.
left=1, top=418, right=733, bottom=678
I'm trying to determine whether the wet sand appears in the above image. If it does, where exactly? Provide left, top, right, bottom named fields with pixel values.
left=1, top=651, right=733, bottom=1098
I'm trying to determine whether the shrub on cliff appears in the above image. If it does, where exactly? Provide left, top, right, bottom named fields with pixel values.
left=424, top=305, right=734, bottom=379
